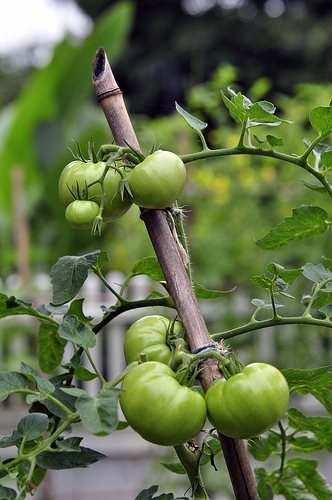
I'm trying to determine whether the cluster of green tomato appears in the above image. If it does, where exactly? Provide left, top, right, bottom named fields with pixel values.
left=58, top=150, right=187, bottom=229
left=119, top=315, right=290, bottom=446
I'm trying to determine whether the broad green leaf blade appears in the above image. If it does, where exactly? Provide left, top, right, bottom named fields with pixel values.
left=283, top=365, right=332, bottom=415
left=321, top=150, right=332, bottom=168
left=36, top=446, right=107, bottom=470
left=131, top=256, right=165, bottom=282
left=57, top=436, right=83, bottom=452
left=19, top=362, right=55, bottom=393
left=0, top=430, right=21, bottom=449
left=287, top=458, right=332, bottom=499
left=266, top=263, right=303, bottom=284
left=290, top=435, right=324, bottom=454
left=38, top=321, right=67, bottom=374
left=67, top=298, right=93, bottom=323
left=74, top=366, right=98, bottom=381
left=175, top=102, right=208, bottom=132
left=58, top=315, right=96, bottom=349
left=287, top=409, right=332, bottom=453
left=255, top=205, right=329, bottom=250
left=193, top=281, right=235, bottom=299
left=221, top=90, right=246, bottom=123
left=302, top=262, right=332, bottom=284
left=277, top=465, right=318, bottom=499
left=309, top=105, right=332, bottom=135
left=251, top=273, right=272, bottom=290
left=0, top=293, right=57, bottom=325
left=0, top=372, right=29, bottom=402
left=255, top=468, right=274, bottom=500
left=17, top=413, right=49, bottom=441
left=77, top=387, right=121, bottom=436
left=266, top=135, right=283, bottom=148
left=50, top=251, right=100, bottom=305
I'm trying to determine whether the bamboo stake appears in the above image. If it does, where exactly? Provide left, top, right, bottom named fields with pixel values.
left=92, top=46, right=259, bottom=500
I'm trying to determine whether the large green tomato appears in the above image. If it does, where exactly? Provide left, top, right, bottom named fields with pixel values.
left=65, top=200, right=100, bottom=229
left=123, top=315, right=184, bottom=366
left=59, top=160, right=132, bottom=222
left=205, top=363, right=289, bottom=439
left=120, top=361, right=207, bottom=446
left=127, top=150, right=186, bottom=209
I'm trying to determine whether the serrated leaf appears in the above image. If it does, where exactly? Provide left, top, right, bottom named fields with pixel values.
left=17, top=413, right=49, bottom=441
left=76, top=387, right=121, bottom=436
left=287, top=409, right=332, bottom=452
left=58, top=315, right=96, bottom=349
left=175, top=102, right=208, bottom=132
left=302, top=262, right=332, bottom=284
left=193, top=281, right=235, bottom=299
left=282, top=365, right=332, bottom=414
left=38, top=321, right=66, bottom=374
left=277, top=465, right=318, bottom=499
left=131, top=256, right=165, bottom=282
left=36, top=446, right=107, bottom=470
left=50, top=251, right=100, bottom=305
left=290, top=435, right=324, bottom=454
left=256, top=205, right=329, bottom=250
left=309, top=105, right=332, bottom=135
left=287, top=458, right=332, bottom=499
left=0, top=372, right=29, bottom=401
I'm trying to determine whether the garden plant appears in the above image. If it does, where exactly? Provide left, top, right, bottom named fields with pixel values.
left=0, top=46, right=332, bottom=500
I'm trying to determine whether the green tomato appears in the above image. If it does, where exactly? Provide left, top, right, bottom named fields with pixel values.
left=205, top=363, right=289, bottom=439
left=124, top=315, right=184, bottom=366
left=127, top=150, right=186, bottom=209
left=65, top=200, right=100, bottom=229
left=59, top=160, right=132, bottom=222
left=120, top=361, right=207, bottom=446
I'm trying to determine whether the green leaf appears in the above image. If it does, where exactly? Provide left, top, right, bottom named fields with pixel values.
left=134, top=486, right=189, bottom=500
left=0, top=293, right=57, bottom=326
left=161, top=462, right=186, bottom=475
left=251, top=298, right=284, bottom=309
left=255, top=205, right=329, bottom=249
left=19, top=362, right=55, bottom=394
left=175, top=102, right=208, bottom=132
left=193, top=281, right=235, bottom=299
left=38, top=322, right=66, bottom=374
left=50, top=251, right=100, bottom=306
left=287, top=458, right=332, bottom=499
left=0, top=484, right=17, bottom=499
left=36, top=446, right=107, bottom=470
left=249, top=431, right=280, bottom=461
left=251, top=273, right=272, bottom=290
left=282, top=365, right=332, bottom=415
left=67, top=299, right=93, bottom=323
left=58, top=315, right=96, bottom=349
left=76, top=387, right=122, bottom=436
left=277, top=465, right=317, bottom=499
left=290, top=435, right=324, bottom=454
left=56, top=436, right=83, bottom=452
left=321, top=150, right=332, bottom=168
left=309, top=105, right=332, bottom=135
left=221, top=89, right=247, bottom=123
left=17, top=413, right=49, bottom=441
left=0, top=372, right=29, bottom=402
left=287, top=409, right=332, bottom=453
left=302, top=262, right=332, bottom=284
left=0, top=430, right=21, bottom=449
left=266, top=263, right=303, bottom=284
left=255, top=468, right=274, bottom=500
left=74, top=366, right=98, bottom=382
left=131, top=256, right=165, bottom=282
left=266, top=135, right=283, bottom=148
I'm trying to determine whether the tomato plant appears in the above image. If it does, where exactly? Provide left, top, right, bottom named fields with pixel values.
left=123, top=315, right=185, bottom=367
left=127, top=150, right=187, bottom=208
left=205, top=363, right=289, bottom=439
left=65, top=200, right=100, bottom=229
left=120, top=361, right=207, bottom=446
left=59, top=160, right=132, bottom=222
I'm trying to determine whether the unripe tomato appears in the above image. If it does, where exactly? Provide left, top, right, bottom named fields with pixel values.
left=127, top=150, right=186, bottom=209
left=123, top=315, right=184, bottom=366
left=65, top=200, right=100, bottom=229
left=120, top=361, right=207, bottom=446
left=205, top=363, right=289, bottom=439
left=59, top=160, right=132, bottom=222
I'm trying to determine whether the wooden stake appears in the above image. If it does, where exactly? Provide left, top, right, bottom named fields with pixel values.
left=92, top=46, right=259, bottom=500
